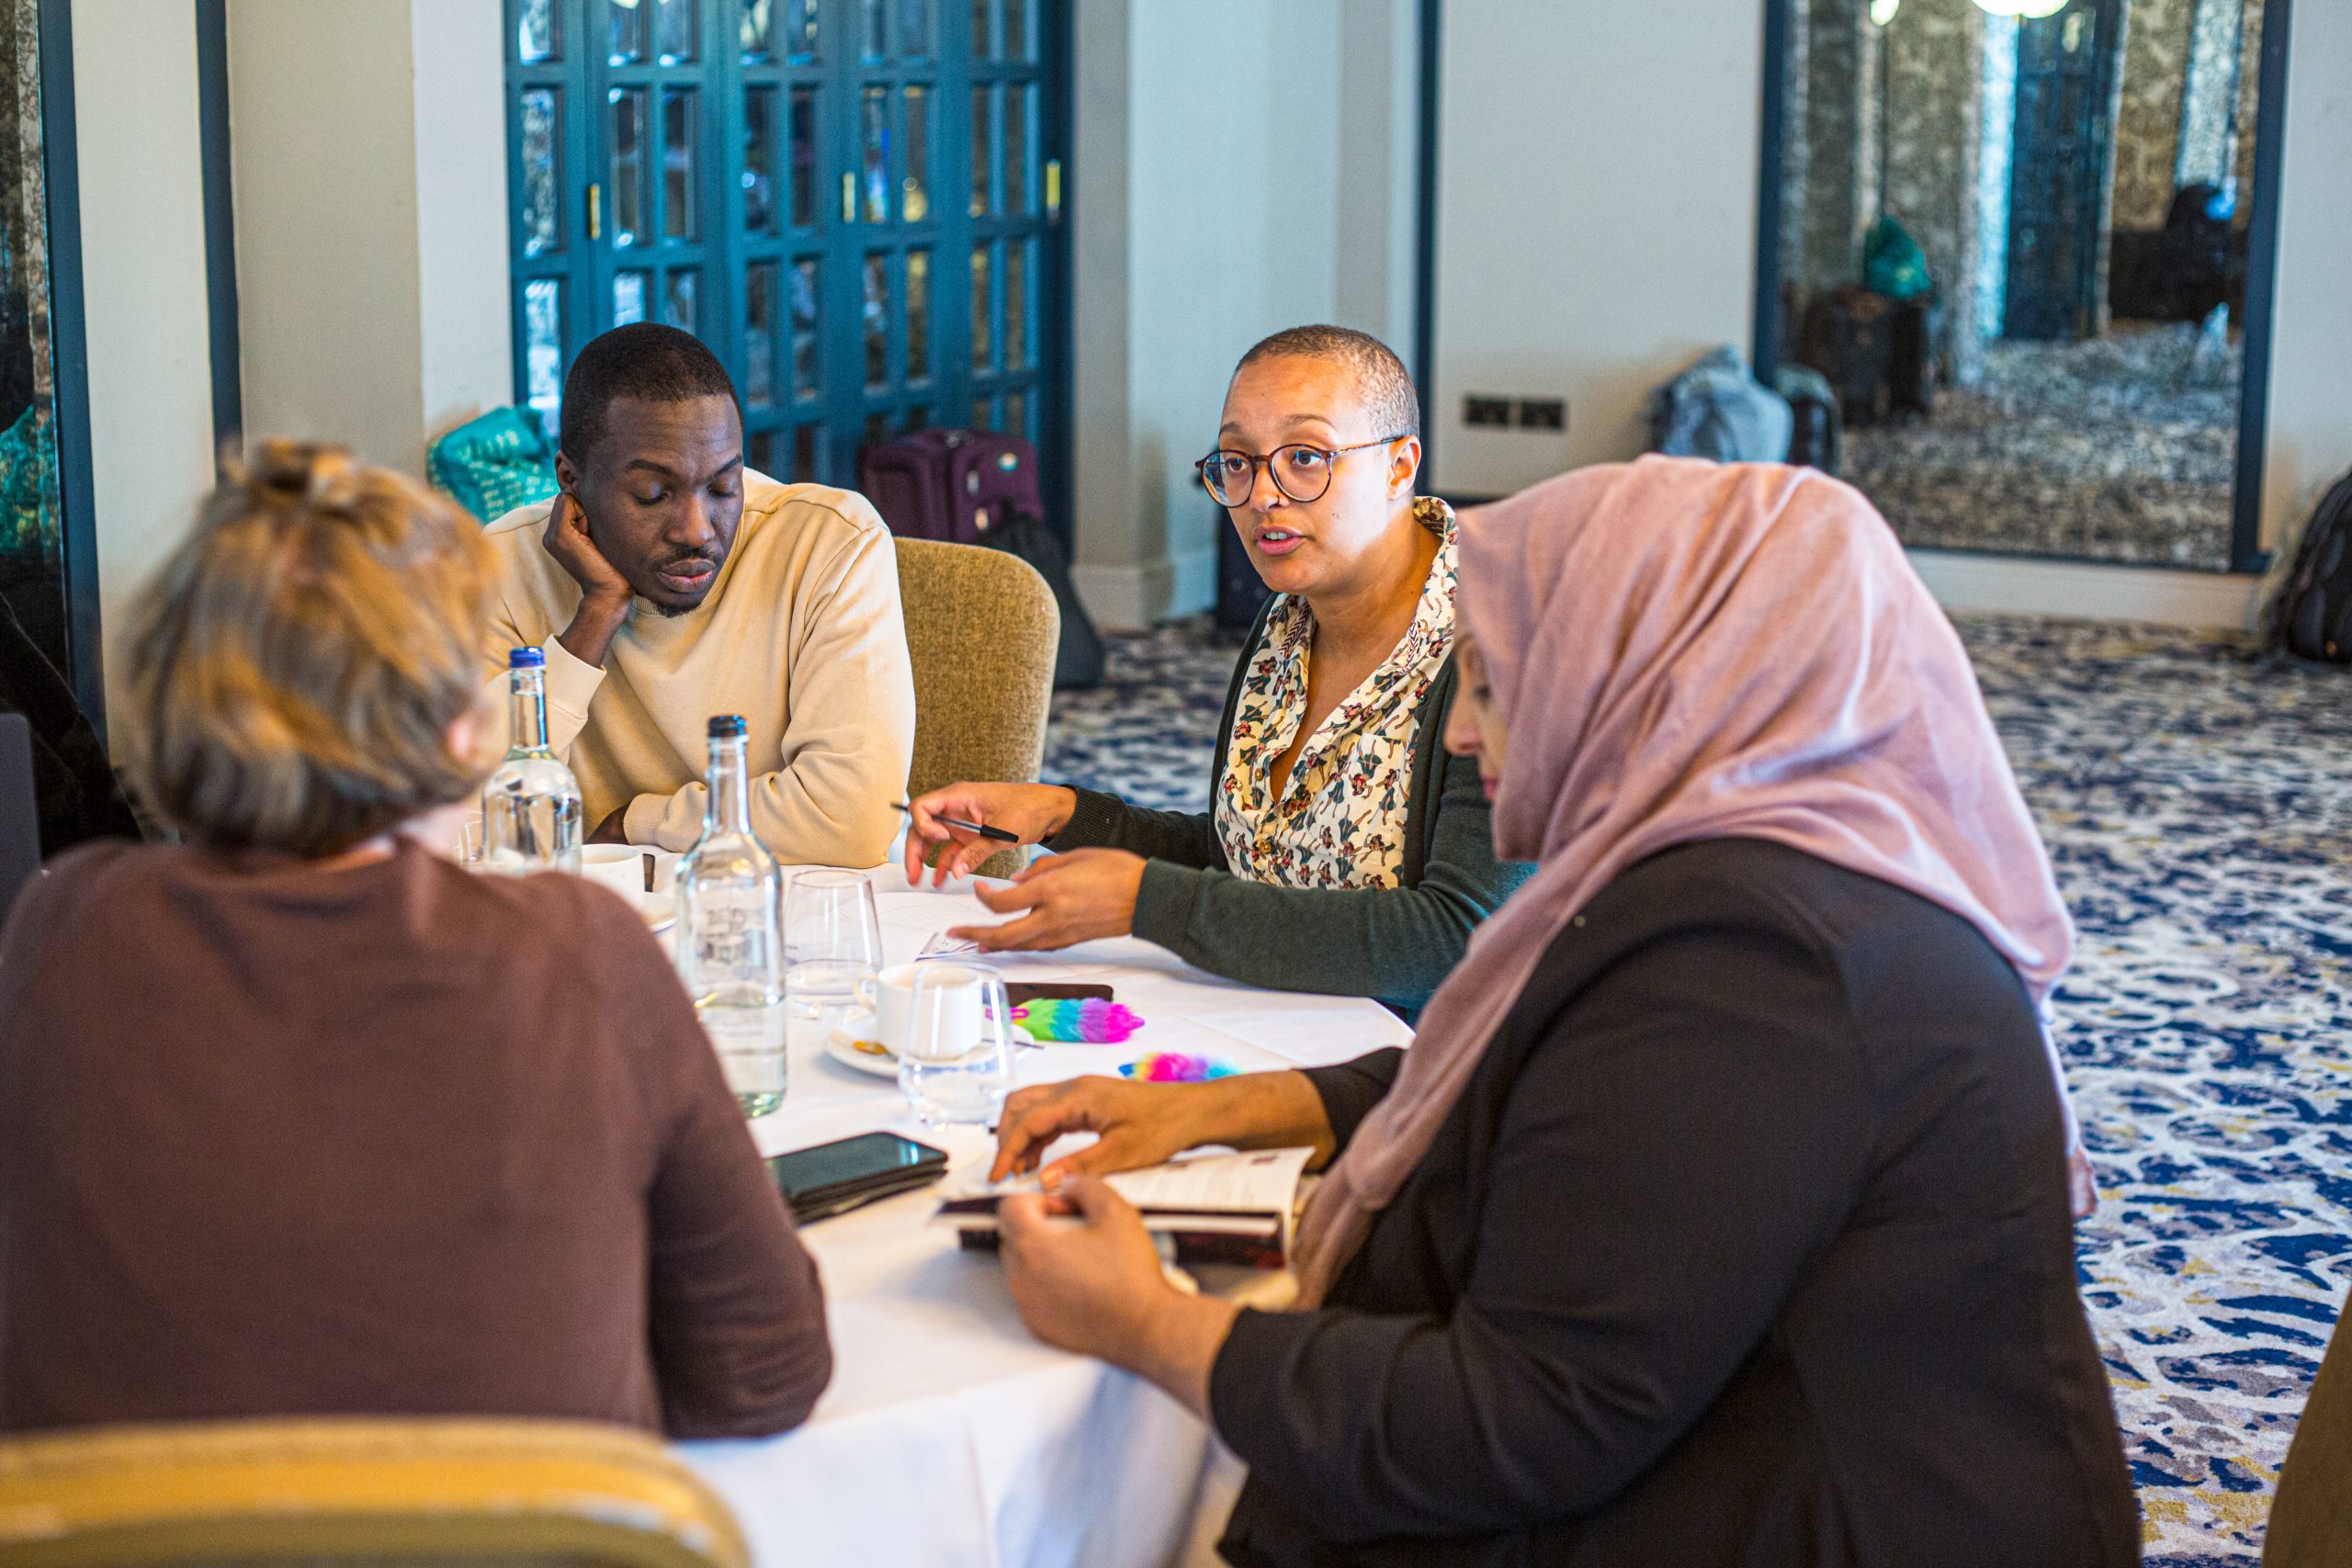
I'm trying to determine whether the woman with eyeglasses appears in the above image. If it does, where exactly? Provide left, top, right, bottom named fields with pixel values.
left=903, top=325, right=1526, bottom=1012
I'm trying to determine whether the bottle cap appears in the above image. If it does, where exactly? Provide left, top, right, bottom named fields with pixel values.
left=707, top=714, right=747, bottom=739
left=508, top=647, right=546, bottom=669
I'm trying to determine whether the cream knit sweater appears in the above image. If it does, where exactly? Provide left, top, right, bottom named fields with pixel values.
left=481, top=475, right=915, bottom=867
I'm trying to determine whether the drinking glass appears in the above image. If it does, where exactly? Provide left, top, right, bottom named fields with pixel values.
left=784, top=869, right=885, bottom=1024
left=898, top=963, right=1017, bottom=1127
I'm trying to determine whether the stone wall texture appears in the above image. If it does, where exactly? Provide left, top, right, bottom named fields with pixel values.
left=2115, top=0, right=2195, bottom=231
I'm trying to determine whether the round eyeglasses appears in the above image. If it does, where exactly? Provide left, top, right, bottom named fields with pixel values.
left=1194, top=436, right=1408, bottom=508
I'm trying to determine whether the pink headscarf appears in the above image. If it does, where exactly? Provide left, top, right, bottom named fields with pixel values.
left=1291, top=456, right=2076, bottom=1308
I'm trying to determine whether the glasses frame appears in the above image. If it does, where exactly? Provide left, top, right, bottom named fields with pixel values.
left=1193, top=434, right=1411, bottom=507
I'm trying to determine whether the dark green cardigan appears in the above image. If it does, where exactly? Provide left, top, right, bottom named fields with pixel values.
left=1046, top=608, right=1530, bottom=1013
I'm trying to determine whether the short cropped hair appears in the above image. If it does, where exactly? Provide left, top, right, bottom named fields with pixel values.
left=127, top=439, right=494, bottom=856
left=559, top=322, right=739, bottom=465
left=1234, top=324, right=1421, bottom=442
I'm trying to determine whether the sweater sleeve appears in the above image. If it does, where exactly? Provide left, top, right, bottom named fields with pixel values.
left=624, top=520, right=915, bottom=866
left=603, top=905, right=833, bottom=1437
left=1045, top=786, right=1227, bottom=869
left=1301, top=1048, right=1405, bottom=1151
left=1125, top=744, right=1529, bottom=1011
left=1207, top=919, right=1870, bottom=1540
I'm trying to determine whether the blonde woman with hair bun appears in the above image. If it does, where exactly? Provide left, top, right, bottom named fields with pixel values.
left=0, top=439, right=832, bottom=1438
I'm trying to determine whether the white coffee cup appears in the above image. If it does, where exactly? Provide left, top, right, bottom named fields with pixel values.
left=578, top=844, right=651, bottom=908
left=859, top=962, right=983, bottom=1056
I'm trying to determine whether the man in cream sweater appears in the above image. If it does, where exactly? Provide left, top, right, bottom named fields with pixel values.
left=481, top=323, right=914, bottom=867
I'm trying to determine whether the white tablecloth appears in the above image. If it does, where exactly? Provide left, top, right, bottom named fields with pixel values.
left=673, top=863, right=1413, bottom=1568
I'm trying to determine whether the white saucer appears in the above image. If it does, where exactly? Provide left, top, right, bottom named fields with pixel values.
left=826, top=1011, right=900, bottom=1078
left=640, top=889, right=677, bottom=934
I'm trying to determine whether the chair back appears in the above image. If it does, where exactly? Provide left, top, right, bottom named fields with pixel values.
left=0, top=713, right=37, bottom=916
left=0, top=1417, right=747, bottom=1568
left=895, top=538, right=1059, bottom=879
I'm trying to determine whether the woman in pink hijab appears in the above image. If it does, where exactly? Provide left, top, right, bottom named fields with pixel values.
left=989, top=458, right=2136, bottom=1568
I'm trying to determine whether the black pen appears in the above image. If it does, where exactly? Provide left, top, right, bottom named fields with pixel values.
left=892, top=801, right=1021, bottom=843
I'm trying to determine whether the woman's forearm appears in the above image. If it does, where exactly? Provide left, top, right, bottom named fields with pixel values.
left=1179, top=1070, right=1340, bottom=1170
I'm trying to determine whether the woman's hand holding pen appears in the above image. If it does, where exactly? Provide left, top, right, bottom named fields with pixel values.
left=900, top=783, right=1080, bottom=885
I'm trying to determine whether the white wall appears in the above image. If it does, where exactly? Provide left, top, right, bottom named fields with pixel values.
left=1426, top=0, right=1763, bottom=497
left=227, top=0, right=511, bottom=478
left=2258, top=0, right=2352, bottom=553
left=71, top=0, right=216, bottom=731
left=1068, top=0, right=1420, bottom=628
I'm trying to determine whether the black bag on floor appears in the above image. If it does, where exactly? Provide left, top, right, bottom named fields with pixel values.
left=996, top=511, right=1105, bottom=690
left=1887, top=299, right=1938, bottom=420
left=1801, top=288, right=1896, bottom=429
left=2262, top=468, right=2352, bottom=663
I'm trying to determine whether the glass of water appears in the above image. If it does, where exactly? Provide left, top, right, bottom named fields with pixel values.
left=898, top=963, right=1017, bottom=1127
left=784, top=870, right=884, bottom=1025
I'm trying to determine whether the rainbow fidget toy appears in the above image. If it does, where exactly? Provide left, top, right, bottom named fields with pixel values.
left=1011, top=998, right=1144, bottom=1043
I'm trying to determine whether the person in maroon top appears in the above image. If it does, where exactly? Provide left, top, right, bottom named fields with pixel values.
left=0, top=441, right=831, bottom=1437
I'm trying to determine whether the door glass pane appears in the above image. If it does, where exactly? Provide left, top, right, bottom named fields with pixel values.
left=902, top=86, right=929, bottom=221
left=864, top=254, right=891, bottom=390
left=607, top=0, right=645, bottom=64
left=788, top=87, right=817, bottom=229
left=743, top=87, right=775, bottom=232
left=905, top=405, right=930, bottom=432
left=749, top=429, right=775, bottom=474
left=970, top=243, right=992, bottom=370
left=861, top=87, right=891, bottom=223
left=609, top=89, right=647, bottom=246
left=740, top=0, right=772, bottom=61
left=745, top=262, right=776, bottom=406
left=1005, top=240, right=1025, bottom=367
left=970, top=396, right=994, bottom=431
left=907, top=248, right=931, bottom=382
left=794, top=423, right=817, bottom=481
left=786, top=0, right=819, bottom=60
left=1004, top=389, right=1026, bottom=440
left=899, top=0, right=933, bottom=57
left=968, top=88, right=991, bottom=216
left=662, top=89, right=697, bottom=240
left=792, top=258, right=820, bottom=397
left=861, top=0, right=887, bottom=61
left=865, top=412, right=890, bottom=449
left=667, top=270, right=698, bottom=333
left=655, top=0, right=695, bottom=62
left=971, top=0, right=991, bottom=57
left=519, top=88, right=560, bottom=256
left=1003, top=84, right=1027, bottom=214
left=524, top=278, right=564, bottom=435
left=518, top=0, right=559, bottom=62
left=615, top=269, right=649, bottom=324
left=1003, top=0, right=1026, bottom=61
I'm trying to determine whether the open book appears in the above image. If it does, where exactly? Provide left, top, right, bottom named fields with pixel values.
left=933, top=1146, right=1317, bottom=1270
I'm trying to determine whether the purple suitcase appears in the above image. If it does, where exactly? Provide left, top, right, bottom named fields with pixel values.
left=859, top=428, right=1044, bottom=545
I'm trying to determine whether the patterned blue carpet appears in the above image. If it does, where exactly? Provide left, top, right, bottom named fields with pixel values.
left=1045, top=614, right=2352, bottom=1564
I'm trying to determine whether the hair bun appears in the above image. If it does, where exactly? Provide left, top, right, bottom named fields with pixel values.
left=243, top=438, right=363, bottom=514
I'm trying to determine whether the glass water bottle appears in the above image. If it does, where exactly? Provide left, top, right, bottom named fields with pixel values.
left=675, top=715, right=786, bottom=1117
left=482, top=647, right=583, bottom=874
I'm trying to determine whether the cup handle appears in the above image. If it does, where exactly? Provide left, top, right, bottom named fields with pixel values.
left=856, top=975, right=878, bottom=1013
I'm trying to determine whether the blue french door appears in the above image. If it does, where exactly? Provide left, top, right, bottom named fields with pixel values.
left=504, top=0, right=1066, bottom=515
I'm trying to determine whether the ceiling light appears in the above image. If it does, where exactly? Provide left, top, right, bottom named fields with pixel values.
left=1871, top=0, right=1900, bottom=23
left=1973, top=0, right=2071, bottom=17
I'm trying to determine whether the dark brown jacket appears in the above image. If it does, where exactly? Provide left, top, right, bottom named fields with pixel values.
left=0, top=839, right=829, bottom=1438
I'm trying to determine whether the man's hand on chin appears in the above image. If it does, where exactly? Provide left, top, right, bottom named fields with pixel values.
left=545, top=492, right=634, bottom=667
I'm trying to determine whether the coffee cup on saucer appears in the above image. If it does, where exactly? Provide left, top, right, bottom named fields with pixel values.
left=578, top=845, right=652, bottom=908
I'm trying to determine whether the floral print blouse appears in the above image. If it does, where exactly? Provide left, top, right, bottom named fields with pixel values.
left=1214, top=498, right=1458, bottom=890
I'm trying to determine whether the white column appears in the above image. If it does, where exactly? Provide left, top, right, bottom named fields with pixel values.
left=226, top=0, right=512, bottom=479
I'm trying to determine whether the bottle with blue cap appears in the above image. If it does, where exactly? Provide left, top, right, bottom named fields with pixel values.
left=481, top=646, right=583, bottom=874
left=675, top=713, right=786, bottom=1116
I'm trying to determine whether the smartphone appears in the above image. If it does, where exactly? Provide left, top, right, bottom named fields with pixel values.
left=767, top=1132, right=949, bottom=1224
left=1006, top=982, right=1114, bottom=1006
